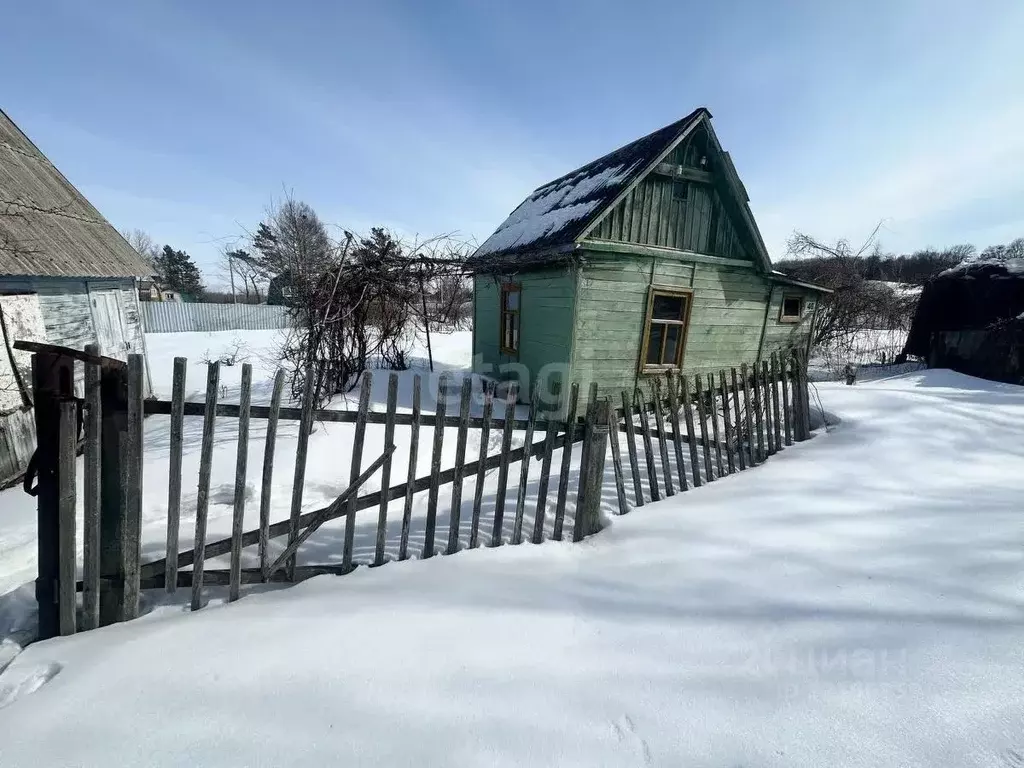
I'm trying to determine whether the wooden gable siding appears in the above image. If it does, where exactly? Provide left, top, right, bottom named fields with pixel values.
left=760, top=286, right=819, bottom=357
left=473, top=269, right=576, bottom=400
left=588, top=174, right=749, bottom=260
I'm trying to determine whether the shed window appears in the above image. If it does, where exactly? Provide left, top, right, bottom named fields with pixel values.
left=779, top=295, right=803, bottom=323
left=672, top=180, right=689, bottom=202
left=500, top=283, right=520, bottom=354
left=640, top=287, right=692, bottom=371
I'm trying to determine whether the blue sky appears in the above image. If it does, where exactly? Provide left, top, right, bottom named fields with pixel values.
left=2, top=0, right=1022, bottom=285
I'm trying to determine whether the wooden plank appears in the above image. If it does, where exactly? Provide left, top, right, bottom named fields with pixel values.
left=511, top=386, right=541, bottom=545
left=604, top=402, right=629, bottom=516
left=552, top=382, right=580, bottom=541
left=57, top=400, right=77, bottom=636
left=344, top=373, right=373, bottom=570
left=619, top=389, right=645, bottom=505
left=98, top=361, right=127, bottom=628
left=259, top=369, right=286, bottom=580
left=781, top=353, right=793, bottom=447
left=650, top=377, right=674, bottom=496
left=574, top=383, right=599, bottom=531
left=123, top=354, right=145, bottom=620
left=375, top=373, right=400, bottom=564
left=399, top=374, right=422, bottom=560
left=445, top=377, right=473, bottom=555
left=679, top=375, right=702, bottom=487
left=265, top=446, right=396, bottom=578
left=164, top=356, right=186, bottom=595
left=750, top=362, right=766, bottom=462
left=719, top=370, right=736, bottom=474
left=82, top=345, right=102, bottom=630
left=141, top=428, right=574, bottom=580
left=422, top=376, right=448, bottom=557
left=635, top=387, right=660, bottom=501
left=708, top=374, right=725, bottom=477
left=731, top=367, right=746, bottom=470
left=694, top=374, right=715, bottom=481
left=469, top=379, right=493, bottom=549
left=760, top=360, right=774, bottom=456
left=664, top=370, right=689, bottom=491
left=287, top=372, right=316, bottom=581
left=795, top=349, right=811, bottom=441
left=574, top=399, right=610, bottom=542
left=740, top=363, right=756, bottom=465
left=490, top=383, right=519, bottom=546
left=191, top=362, right=220, bottom=612
left=770, top=354, right=783, bottom=453
left=228, top=363, right=252, bottom=602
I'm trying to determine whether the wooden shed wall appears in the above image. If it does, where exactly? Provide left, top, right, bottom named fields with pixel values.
left=589, top=175, right=750, bottom=261
left=473, top=269, right=576, bottom=399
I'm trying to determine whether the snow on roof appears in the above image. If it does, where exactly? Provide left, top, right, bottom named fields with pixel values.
left=472, top=108, right=709, bottom=261
left=939, top=256, right=1024, bottom=278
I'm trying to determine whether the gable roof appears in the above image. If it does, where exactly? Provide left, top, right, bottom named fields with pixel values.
left=0, top=109, right=152, bottom=279
left=473, top=107, right=710, bottom=261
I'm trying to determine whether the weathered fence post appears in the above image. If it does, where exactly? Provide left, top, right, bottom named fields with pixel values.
left=122, top=354, right=145, bottom=620
left=165, top=357, right=186, bottom=593
left=31, top=352, right=74, bottom=640
left=573, top=399, right=609, bottom=542
left=57, top=400, right=77, bottom=636
left=81, top=344, right=102, bottom=630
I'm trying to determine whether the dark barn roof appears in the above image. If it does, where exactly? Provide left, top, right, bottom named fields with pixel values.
left=903, top=258, right=1024, bottom=357
left=0, top=109, right=152, bottom=279
left=472, top=108, right=709, bottom=262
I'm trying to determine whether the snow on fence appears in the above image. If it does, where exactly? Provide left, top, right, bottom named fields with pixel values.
left=141, top=302, right=291, bottom=333
left=17, top=339, right=810, bottom=641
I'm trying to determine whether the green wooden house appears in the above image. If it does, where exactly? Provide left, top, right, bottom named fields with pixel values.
left=469, top=107, right=829, bottom=402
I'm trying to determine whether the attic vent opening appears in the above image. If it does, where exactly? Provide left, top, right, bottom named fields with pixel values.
left=672, top=180, right=689, bottom=202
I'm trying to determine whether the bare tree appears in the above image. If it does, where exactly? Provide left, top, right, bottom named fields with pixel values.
left=121, top=228, right=159, bottom=267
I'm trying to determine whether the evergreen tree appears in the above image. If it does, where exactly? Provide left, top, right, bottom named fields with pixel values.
left=154, top=245, right=205, bottom=298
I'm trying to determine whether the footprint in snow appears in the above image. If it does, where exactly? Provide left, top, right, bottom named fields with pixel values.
left=0, top=661, right=62, bottom=709
left=611, top=714, right=652, bottom=767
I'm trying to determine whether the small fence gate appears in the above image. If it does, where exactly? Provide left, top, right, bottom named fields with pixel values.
left=19, top=339, right=810, bottom=641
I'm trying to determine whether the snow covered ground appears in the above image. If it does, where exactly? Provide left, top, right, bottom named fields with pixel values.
left=1, top=360, right=1022, bottom=765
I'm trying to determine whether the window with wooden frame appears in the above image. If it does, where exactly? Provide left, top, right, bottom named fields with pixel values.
left=499, top=283, right=521, bottom=354
left=779, top=294, right=804, bottom=323
left=639, top=286, right=692, bottom=372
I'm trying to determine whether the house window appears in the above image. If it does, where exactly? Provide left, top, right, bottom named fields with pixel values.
left=779, top=295, right=803, bottom=323
left=672, top=180, right=689, bottom=202
left=640, top=286, right=692, bottom=371
left=500, top=283, right=520, bottom=354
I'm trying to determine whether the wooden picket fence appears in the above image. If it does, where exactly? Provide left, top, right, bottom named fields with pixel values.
left=18, top=338, right=809, bottom=641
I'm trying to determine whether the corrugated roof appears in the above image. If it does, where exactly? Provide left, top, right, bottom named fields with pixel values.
left=473, top=108, right=709, bottom=260
left=0, top=109, right=152, bottom=278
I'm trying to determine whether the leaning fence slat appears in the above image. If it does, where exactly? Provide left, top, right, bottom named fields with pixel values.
left=575, top=384, right=600, bottom=521
left=423, top=376, right=448, bottom=558
left=708, top=374, right=725, bottom=477
left=228, top=363, right=253, bottom=603
left=123, top=354, right=145, bottom=620
left=604, top=403, right=629, bottom=516
left=191, top=362, right=220, bottom=611
left=740, top=363, right=756, bottom=465
left=82, top=345, right=102, bottom=629
left=375, top=373, right=400, bottom=565
left=469, top=380, right=494, bottom=548
left=399, top=375, right=422, bottom=560
left=164, top=356, right=186, bottom=595
left=781, top=353, right=793, bottom=447
left=719, top=370, right=736, bottom=475
left=512, top=386, right=541, bottom=545
left=635, top=387, right=661, bottom=501
left=679, top=375, right=702, bottom=487
left=694, top=374, right=715, bottom=481
left=750, top=362, right=766, bottom=463
left=287, top=372, right=316, bottom=581
left=446, top=378, right=473, bottom=555
left=770, top=353, right=783, bottom=453
left=532, top=407, right=560, bottom=539
left=553, top=382, right=580, bottom=541
left=650, top=377, right=674, bottom=496
left=664, top=369, right=689, bottom=491
left=730, top=367, right=747, bottom=471
left=491, top=383, right=519, bottom=546
left=259, top=369, right=285, bottom=580
left=620, top=389, right=645, bottom=505
left=344, top=373, right=373, bottom=570
left=57, top=400, right=77, bottom=636
left=765, top=362, right=778, bottom=456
